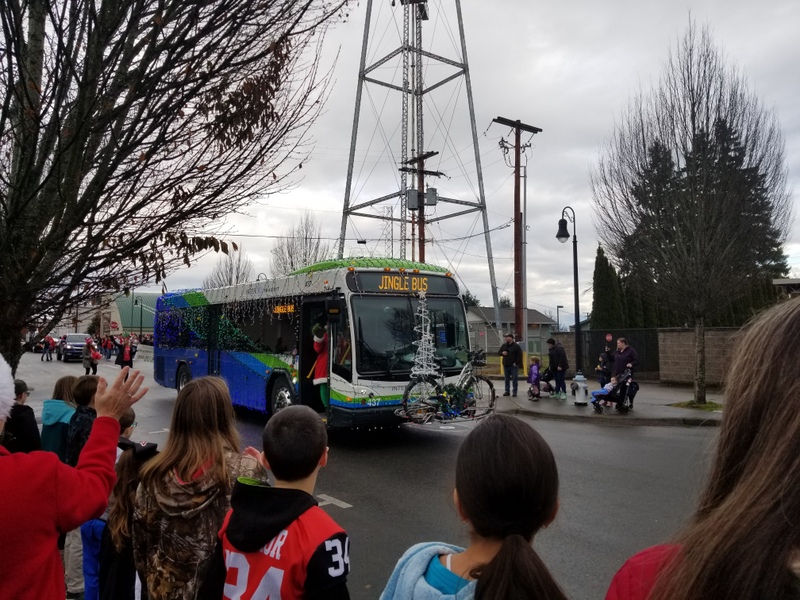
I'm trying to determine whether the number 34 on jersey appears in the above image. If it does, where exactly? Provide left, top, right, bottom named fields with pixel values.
left=222, top=532, right=351, bottom=600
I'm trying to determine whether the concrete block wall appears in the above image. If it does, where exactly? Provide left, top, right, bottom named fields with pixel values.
left=657, top=328, right=738, bottom=385
left=553, top=333, right=576, bottom=377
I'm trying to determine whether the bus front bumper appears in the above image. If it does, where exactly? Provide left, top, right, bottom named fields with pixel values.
left=329, top=404, right=405, bottom=429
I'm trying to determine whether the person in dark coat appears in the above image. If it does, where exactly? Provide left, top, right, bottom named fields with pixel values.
left=0, top=379, right=42, bottom=453
left=597, top=341, right=615, bottom=387
left=546, top=338, right=569, bottom=400
left=498, top=333, right=523, bottom=397
left=64, top=376, right=101, bottom=599
left=613, top=338, right=640, bottom=410
left=613, top=338, right=638, bottom=377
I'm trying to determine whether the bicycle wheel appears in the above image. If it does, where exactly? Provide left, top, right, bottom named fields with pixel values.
left=402, top=376, right=442, bottom=422
left=462, top=375, right=495, bottom=417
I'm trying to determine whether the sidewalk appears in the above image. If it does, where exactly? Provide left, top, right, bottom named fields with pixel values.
left=494, top=379, right=723, bottom=427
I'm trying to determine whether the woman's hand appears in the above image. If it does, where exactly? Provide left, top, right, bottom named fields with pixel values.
left=95, top=367, right=148, bottom=420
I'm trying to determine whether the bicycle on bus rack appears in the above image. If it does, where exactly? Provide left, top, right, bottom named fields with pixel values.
left=395, top=347, right=496, bottom=425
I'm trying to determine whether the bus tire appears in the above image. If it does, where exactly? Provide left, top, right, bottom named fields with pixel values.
left=176, top=365, right=191, bottom=392
left=269, top=375, right=295, bottom=417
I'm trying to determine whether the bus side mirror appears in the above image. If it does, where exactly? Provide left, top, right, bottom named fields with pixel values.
left=326, top=298, right=343, bottom=324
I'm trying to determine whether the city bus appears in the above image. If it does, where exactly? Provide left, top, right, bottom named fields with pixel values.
left=153, top=258, right=471, bottom=427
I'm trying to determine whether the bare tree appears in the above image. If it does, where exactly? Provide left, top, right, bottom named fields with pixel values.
left=203, top=248, right=255, bottom=289
left=269, top=211, right=332, bottom=276
left=591, top=22, right=791, bottom=402
left=0, top=0, right=348, bottom=370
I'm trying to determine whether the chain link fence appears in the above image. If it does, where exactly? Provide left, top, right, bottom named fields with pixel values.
left=581, top=329, right=660, bottom=381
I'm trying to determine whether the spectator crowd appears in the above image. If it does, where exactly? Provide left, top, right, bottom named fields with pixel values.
left=2, top=297, right=800, bottom=599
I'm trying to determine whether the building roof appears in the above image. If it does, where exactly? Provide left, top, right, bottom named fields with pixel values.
left=115, top=292, right=160, bottom=332
left=468, top=306, right=555, bottom=326
left=568, top=316, right=592, bottom=331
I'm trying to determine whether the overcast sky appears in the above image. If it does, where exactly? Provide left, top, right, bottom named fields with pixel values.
left=152, top=0, right=800, bottom=327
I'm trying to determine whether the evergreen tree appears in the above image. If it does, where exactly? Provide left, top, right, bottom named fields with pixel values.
left=462, top=290, right=481, bottom=308
left=610, top=264, right=626, bottom=327
left=623, top=281, right=644, bottom=328
left=641, top=292, right=658, bottom=328
left=592, top=25, right=791, bottom=401
left=590, top=246, right=625, bottom=329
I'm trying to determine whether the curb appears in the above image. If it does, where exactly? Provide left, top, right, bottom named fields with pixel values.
left=496, top=405, right=721, bottom=428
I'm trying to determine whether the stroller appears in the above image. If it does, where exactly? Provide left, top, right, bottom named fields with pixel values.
left=591, top=368, right=639, bottom=414
left=535, top=367, right=557, bottom=397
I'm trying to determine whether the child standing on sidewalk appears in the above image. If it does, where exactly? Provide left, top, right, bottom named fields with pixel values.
left=200, top=405, right=351, bottom=599
left=527, top=356, right=541, bottom=401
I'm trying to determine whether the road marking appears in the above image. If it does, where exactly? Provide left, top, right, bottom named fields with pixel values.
left=146, top=428, right=170, bottom=435
left=438, top=425, right=456, bottom=430
left=316, top=494, right=353, bottom=509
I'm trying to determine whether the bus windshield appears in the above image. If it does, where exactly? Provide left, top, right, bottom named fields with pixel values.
left=351, top=295, right=468, bottom=379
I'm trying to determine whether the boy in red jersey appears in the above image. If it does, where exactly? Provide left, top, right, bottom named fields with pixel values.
left=200, top=405, right=350, bottom=600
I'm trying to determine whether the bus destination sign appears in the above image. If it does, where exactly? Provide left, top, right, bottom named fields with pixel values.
left=347, top=272, right=458, bottom=295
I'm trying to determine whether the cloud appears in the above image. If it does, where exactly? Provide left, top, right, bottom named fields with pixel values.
left=147, top=0, right=800, bottom=327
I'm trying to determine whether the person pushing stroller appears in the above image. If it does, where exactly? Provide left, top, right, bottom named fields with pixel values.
left=591, top=370, right=639, bottom=414
left=613, top=337, right=639, bottom=409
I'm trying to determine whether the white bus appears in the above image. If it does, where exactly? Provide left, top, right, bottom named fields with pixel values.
left=153, top=258, right=471, bottom=427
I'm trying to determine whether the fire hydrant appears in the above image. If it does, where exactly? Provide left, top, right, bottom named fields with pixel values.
left=571, top=371, right=588, bottom=406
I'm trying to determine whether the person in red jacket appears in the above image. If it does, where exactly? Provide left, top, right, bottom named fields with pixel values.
left=606, top=298, right=800, bottom=600
left=0, top=358, right=147, bottom=600
left=311, top=323, right=329, bottom=408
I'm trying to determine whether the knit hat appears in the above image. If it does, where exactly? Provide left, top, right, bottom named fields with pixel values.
left=312, top=324, right=325, bottom=340
left=0, top=355, right=15, bottom=422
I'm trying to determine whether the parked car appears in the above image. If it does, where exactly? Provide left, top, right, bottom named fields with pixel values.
left=23, top=340, right=45, bottom=353
left=61, top=333, right=90, bottom=362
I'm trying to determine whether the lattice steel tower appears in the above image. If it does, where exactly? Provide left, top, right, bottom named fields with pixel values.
left=337, top=0, right=500, bottom=314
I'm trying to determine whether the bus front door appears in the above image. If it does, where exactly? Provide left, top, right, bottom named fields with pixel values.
left=301, top=299, right=327, bottom=413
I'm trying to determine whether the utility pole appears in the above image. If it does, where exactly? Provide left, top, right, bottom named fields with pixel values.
left=492, top=117, right=541, bottom=342
left=402, top=151, right=440, bottom=262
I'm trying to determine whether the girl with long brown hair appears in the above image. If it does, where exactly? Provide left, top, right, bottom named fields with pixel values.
left=99, top=435, right=157, bottom=600
left=132, top=377, right=266, bottom=600
left=606, top=297, right=800, bottom=599
left=381, top=414, right=567, bottom=600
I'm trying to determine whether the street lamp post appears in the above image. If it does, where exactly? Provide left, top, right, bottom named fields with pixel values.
left=556, top=305, right=563, bottom=332
left=134, top=296, right=143, bottom=339
left=556, top=206, right=587, bottom=405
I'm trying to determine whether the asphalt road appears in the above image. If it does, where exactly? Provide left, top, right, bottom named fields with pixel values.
left=17, top=352, right=717, bottom=600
